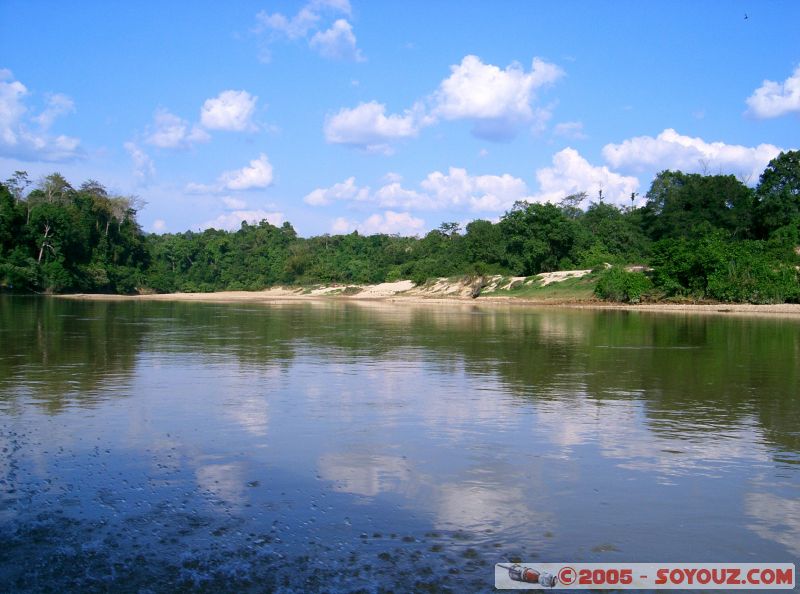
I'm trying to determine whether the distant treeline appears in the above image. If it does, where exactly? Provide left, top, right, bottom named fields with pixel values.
left=1, top=151, right=798, bottom=303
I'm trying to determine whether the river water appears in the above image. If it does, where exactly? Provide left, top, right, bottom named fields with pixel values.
left=0, top=296, right=798, bottom=592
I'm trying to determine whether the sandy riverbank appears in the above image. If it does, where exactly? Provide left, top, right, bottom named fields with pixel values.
left=55, top=278, right=800, bottom=318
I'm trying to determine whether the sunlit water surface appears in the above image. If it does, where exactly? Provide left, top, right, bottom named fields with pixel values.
left=0, top=296, right=798, bottom=592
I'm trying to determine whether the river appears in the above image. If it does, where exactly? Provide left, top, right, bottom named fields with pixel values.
left=0, top=296, right=798, bottom=592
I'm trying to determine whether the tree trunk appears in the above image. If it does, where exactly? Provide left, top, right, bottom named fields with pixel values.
left=37, top=224, right=51, bottom=264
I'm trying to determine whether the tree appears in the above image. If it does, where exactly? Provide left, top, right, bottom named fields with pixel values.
left=755, top=150, right=800, bottom=237
left=578, top=201, right=650, bottom=264
left=5, top=171, right=30, bottom=202
left=464, top=219, right=504, bottom=270
left=499, top=201, right=579, bottom=274
left=39, top=173, right=73, bottom=204
left=642, top=170, right=754, bottom=240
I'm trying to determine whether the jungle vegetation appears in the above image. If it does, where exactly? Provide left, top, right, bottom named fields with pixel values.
left=1, top=151, right=798, bottom=303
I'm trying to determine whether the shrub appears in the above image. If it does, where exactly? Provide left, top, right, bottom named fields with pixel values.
left=594, top=267, right=653, bottom=303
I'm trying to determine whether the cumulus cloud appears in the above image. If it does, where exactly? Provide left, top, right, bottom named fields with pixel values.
left=222, top=196, right=247, bottom=209
left=257, top=6, right=321, bottom=40
left=137, top=90, right=256, bottom=156
left=219, top=154, right=274, bottom=190
left=304, top=176, right=369, bottom=205
left=373, top=182, right=431, bottom=209
left=123, top=141, right=156, bottom=183
left=255, top=0, right=362, bottom=61
left=323, top=101, right=426, bottom=153
left=187, top=154, right=274, bottom=194
left=332, top=210, right=424, bottom=236
left=535, top=147, right=640, bottom=205
left=152, top=219, right=167, bottom=232
left=306, top=167, right=531, bottom=213
left=745, top=65, right=800, bottom=119
left=602, top=128, right=783, bottom=182
left=201, top=209, right=285, bottom=231
left=145, top=108, right=210, bottom=149
left=324, top=54, right=564, bottom=151
left=421, top=167, right=532, bottom=211
left=432, top=55, right=564, bottom=140
left=32, top=93, right=75, bottom=129
left=331, top=216, right=354, bottom=234
left=0, top=69, right=83, bottom=162
left=309, top=19, right=364, bottom=61
left=200, top=90, right=258, bottom=132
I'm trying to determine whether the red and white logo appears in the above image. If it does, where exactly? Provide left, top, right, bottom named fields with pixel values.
left=558, top=566, right=577, bottom=585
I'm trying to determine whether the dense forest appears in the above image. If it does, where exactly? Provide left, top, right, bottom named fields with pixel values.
left=1, top=151, right=798, bottom=303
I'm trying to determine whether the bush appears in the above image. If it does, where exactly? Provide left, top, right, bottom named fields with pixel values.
left=705, top=244, right=799, bottom=304
left=594, top=267, right=653, bottom=303
left=650, top=234, right=800, bottom=303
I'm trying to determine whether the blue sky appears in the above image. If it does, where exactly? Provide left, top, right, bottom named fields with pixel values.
left=1, top=1, right=798, bottom=236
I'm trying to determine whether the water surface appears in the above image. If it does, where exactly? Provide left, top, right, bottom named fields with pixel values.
left=0, top=296, right=798, bottom=592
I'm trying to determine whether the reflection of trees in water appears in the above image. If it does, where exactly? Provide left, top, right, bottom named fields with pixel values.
left=2, top=297, right=796, bottom=455
left=0, top=297, right=146, bottom=412
left=137, top=301, right=299, bottom=371
left=271, top=303, right=799, bottom=457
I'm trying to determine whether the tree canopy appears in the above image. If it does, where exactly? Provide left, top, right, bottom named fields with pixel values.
left=1, top=156, right=798, bottom=303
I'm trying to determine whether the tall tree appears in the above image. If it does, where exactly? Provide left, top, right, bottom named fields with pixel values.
left=643, top=170, right=753, bottom=240
left=755, top=150, right=800, bottom=237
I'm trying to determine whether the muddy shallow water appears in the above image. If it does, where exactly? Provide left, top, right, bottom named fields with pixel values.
left=1, top=296, right=798, bottom=592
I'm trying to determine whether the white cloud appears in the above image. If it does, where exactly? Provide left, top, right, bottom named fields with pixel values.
left=0, top=70, right=82, bottom=162
left=373, top=182, right=431, bottom=209
left=535, top=147, right=640, bottom=205
left=222, top=196, right=247, bottom=209
left=152, top=219, right=167, bottom=232
left=219, top=153, right=274, bottom=190
left=255, top=0, right=362, bottom=61
left=124, top=141, right=156, bottom=183
left=421, top=167, right=531, bottom=211
left=0, top=71, right=27, bottom=145
left=257, top=7, right=320, bottom=39
left=145, top=108, right=210, bottom=148
left=333, top=211, right=424, bottom=236
left=331, top=216, right=354, bottom=234
left=188, top=154, right=274, bottom=194
left=324, top=101, right=425, bottom=153
left=306, top=167, right=531, bottom=212
left=303, top=176, right=368, bottom=205
left=201, top=209, right=285, bottom=231
left=362, top=211, right=425, bottom=235
left=32, top=93, right=74, bottom=129
left=382, top=171, right=403, bottom=183
left=432, top=55, right=564, bottom=140
left=309, top=19, right=363, bottom=61
left=324, top=54, right=564, bottom=151
left=553, top=121, right=587, bottom=139
left=601, top=128, right=784, bottom=182
left=200, top=90, right=258, bottom=132
left=746, top=65, right=800, bottom=119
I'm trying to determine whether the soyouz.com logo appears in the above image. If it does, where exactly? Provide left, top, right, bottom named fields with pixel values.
left=494, top=563, right=795, bottom=589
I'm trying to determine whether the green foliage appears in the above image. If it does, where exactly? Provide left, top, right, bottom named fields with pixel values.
left=499, top=202, right=580, bottom=274
left=0, top=175, right=148, bottom=293
left=643, top=170, right=755, bottom=240
left=754, top=150, right=800, bottom=237
left=650, top=234, right=799, bottom=303
left=594, top=267, right=653, bottom=303
left=2, top=161, right=799, bottom=304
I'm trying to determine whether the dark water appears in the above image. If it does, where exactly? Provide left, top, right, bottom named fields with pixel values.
left=0, top=296, right=798, bottom=592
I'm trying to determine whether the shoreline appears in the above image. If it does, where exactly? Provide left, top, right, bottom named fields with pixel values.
left=52, top=287, right=800, bottom=318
